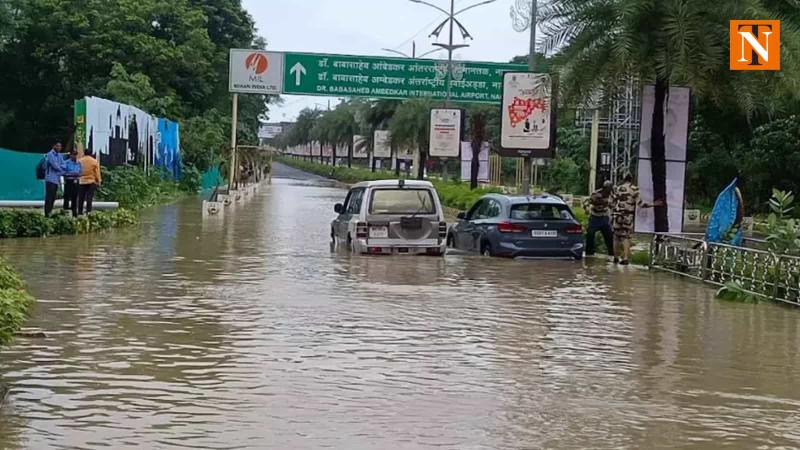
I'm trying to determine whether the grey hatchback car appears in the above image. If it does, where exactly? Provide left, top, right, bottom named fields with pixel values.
left=448, top=194, right=585, bottom=259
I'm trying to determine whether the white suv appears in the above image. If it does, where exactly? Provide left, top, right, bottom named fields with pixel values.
left=331, top=180, right=447, bottom=256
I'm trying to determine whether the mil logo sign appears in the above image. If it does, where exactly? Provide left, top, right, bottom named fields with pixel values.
left=730, top=20, right=781, bottom=70
left=229, top=49, right=284, bottom=94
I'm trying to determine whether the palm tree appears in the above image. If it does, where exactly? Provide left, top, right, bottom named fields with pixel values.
left=390, top=99, right=435, bottom=180
left=327, top=106, right=358, bottom=168
left=538, top=0, right=799, bottom=232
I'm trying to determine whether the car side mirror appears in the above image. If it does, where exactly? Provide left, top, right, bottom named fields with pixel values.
left=334, top=203, right=344, bottom=214
left=457, top=212, right=467, bottom=220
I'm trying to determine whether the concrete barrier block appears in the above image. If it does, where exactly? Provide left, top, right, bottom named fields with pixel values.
left=203, top=201, right=224, bottom=217
left=217, top=194, right=233, bottom=206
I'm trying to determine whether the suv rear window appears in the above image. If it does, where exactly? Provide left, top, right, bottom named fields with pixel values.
left=510, top=203, right=573, bottom=220
left=369, top=189, right=436, bottom=215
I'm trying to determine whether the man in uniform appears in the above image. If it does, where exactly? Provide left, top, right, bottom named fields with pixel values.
left=583, top=180, right=615, bottom=257
left=612, top=173, right=661, bottom=265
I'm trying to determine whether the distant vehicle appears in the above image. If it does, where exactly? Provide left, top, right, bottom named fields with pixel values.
left=448, top=194, right=584, bottom=259
left=331, top=180, right=447, bottom=256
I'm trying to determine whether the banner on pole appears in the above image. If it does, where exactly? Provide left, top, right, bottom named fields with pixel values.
left=429, top=108, right=462, bottom=158
left=499, top=72, right=556, bottom=158
left=373, top=130, right=392, bottom=158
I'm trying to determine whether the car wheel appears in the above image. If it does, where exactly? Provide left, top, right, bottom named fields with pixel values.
left=573, top=253, right=584, bottom=261
left=480, top=242, right=493, bottom=257
left=447, top=233, right=456, bottom=248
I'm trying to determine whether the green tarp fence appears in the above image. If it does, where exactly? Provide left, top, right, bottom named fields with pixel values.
left=1, top=146, right=223, bottom=200
left=0, top=147, right=43, bottom=201
left=201, top=165, right=224, bottom=191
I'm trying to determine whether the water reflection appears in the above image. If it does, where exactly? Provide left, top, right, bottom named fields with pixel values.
left=1, top=175, right=800, bottom=448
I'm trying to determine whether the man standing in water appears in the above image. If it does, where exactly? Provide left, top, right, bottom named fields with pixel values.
left=583, top=180, right=615, bottom=258
left=62, top=150, right=82, bottom=217
left=612, top=173, right=661, bottom=265
left=43, top=142, right=65, bottom=217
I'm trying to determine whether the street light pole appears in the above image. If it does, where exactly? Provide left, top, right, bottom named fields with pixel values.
left=381, top=42, right=445, bottom=59
left=411, top=0, right=496, bottom=180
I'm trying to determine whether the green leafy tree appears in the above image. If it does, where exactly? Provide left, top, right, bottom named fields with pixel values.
left=286, top=108, right=323, bottom=147
left=103, top=63, right=179, bottom=117
left=737, top=115, right=800, bottom=210
left=181, top=109, right=228, bottom=172
left=0, top=0, right=269, bottom=161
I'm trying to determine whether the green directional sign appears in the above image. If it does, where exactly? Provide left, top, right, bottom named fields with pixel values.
left=282, top=52, right=526, bottom=104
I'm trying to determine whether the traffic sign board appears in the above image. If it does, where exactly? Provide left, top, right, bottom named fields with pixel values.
left=282, top=52, right=525, bottom=104
left=229, top=49, right=283, bottom=94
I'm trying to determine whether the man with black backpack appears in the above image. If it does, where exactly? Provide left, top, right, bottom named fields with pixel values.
left=42, top=142, right=64, bottom=217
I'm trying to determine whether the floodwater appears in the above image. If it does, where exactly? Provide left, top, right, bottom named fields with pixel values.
left=2, top=165, right=800, bottom=449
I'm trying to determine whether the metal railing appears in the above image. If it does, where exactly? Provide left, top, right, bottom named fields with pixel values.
left=649, top=234, right=800, bottom=306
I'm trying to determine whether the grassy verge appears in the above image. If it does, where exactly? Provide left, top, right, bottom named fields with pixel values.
left=0, top=209, right=137, bottom=239
left=277, top=157, right=504, bottom=211
left=0, top=258, right=34, bottom=346
left=0, top=166, right=197, bottom=240
left=97, top=166, right=194, bottom=210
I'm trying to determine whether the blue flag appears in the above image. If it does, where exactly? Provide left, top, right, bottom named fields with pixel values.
left=706, top=178, right=743, bottom=246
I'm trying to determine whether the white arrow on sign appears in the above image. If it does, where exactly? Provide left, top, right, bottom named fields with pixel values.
left=290, top=62, right=307, bottom=86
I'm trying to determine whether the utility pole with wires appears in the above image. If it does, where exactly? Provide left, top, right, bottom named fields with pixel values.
left=409, top=0, right=498, bottom=180
left=511, top=0, right=537, bottom=195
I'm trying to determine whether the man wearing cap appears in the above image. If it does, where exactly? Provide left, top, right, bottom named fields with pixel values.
left=583, top=180, right=615, bottom=258
left=612, top=173, right=662, bottom=265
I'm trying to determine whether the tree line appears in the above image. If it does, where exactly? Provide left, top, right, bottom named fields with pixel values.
left=0, top=0, right=273, bottom=175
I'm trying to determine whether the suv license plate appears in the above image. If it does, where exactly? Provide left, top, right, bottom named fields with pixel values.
left=532, top=230, right=558, bottom=238
left=369, top=226, right=389, bottom=238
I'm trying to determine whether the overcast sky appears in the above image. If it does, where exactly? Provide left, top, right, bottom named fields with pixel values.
left=242, top=0, right=531, bottom=122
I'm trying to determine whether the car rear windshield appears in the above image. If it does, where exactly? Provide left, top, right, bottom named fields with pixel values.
left=369, top=189, right=436, bottom=215
left=510, top=203, right=573, bottom=220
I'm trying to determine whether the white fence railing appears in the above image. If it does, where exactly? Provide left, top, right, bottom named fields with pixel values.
left=649, top=234, right=800, bottom=306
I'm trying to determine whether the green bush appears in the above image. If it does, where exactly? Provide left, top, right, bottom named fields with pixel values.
left=50, top=211, right=77, bottom=235
left=431, top=179, right=501, bottom=211
left=0, top=210, right=52, bottom=238
left=0, top=209, right=138, bottom=239
left=0, top=258, right=34, bottom=346
left=179, top=163, right=202, bottom=193
left=0, top=260, right=25, bottom=291
left=98, top=166, right=184, bottom=209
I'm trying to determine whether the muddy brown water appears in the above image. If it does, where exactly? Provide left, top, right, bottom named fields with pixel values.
left=2, top=168, right=800, bottom=449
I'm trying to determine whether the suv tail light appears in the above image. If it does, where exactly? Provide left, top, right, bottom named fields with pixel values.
left=565, top=224, right=583, bottom=234
left=497, top=222, right=527, bottom=233
left=356, top=222, right=368, bottom=239
left=438, top=221, right=447, bottom=239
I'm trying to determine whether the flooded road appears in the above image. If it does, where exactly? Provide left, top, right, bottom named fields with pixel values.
left=2, top=168, right=800, bottom=449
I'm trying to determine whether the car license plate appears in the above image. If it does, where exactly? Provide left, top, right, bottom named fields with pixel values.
left=532, top=230, right=558, bottom=238
left=369, top=226, right=389, bottom=238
